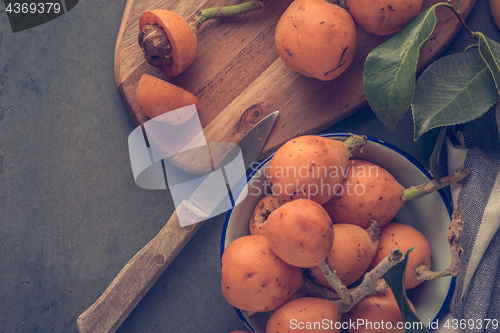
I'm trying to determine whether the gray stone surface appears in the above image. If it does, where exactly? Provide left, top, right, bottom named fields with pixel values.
left=0, top=1, right=497, bottom=332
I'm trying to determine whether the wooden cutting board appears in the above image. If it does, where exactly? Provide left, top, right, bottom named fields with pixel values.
left=115, top=0, right=476, bottom=162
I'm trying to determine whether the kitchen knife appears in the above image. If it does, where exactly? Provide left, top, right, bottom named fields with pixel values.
left=76, top=111, right=279, bottom=333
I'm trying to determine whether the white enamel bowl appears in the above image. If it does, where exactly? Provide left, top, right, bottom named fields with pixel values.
left=221, top=133, right=454, bottom=333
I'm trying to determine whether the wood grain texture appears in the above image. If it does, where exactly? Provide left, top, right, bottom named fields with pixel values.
left=115, top=0, right=476, bottom=161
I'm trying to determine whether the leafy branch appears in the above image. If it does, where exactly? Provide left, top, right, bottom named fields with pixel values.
left=363, top=0, right=500, bottom=175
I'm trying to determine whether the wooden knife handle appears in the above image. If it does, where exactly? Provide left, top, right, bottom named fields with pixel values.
left=76, top=201, right=206, bottom=333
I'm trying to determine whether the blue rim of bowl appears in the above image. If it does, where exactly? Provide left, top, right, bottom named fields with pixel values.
left=220, top=132, right=455, bottom=332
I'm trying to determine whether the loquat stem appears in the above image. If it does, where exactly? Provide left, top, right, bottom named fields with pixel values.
left=344, top=133, right=368, bottom=154
left=301, top=276, right=388, bottom=301
left=417, top=206, right=463, bottom=281
left=441, top=1, right=474, bottom=38
left=370, top=278, right=390, bottom=295
left=402, top=168, right=470, bottom=201
left=189, top=0, right=266, bottom=34
left=317, top=259, right=353, bottom=304
left=339, top=249, right=404, bottom=313
left=300, top=278, right=342, bottom=301
left=416, top=265, right=452, bottom=280
left=317, top=249, right=404, bottom=313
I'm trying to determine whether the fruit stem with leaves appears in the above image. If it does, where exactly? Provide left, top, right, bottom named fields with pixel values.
left=300, top=276, right=389, bottom=301
left=311, top=207, right=464, bottom=325
left=318, top=248, right=405, bottom=313
left=363, top=0, right=500, bottom=177
left=339, top=249, right=405, bottom=313
left=270, top=206, right=462, bottom=329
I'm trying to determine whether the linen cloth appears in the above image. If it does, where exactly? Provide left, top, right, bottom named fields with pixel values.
left=436, top=102, right=500, bottom=332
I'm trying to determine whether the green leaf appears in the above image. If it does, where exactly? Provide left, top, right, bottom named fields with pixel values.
left=422, top=126, right=446, bottom=182
left=412, top=51, right=499, bottom=140
left=384, top=248, right=428, bottom=333
left=477, top=32, right=500, bottom=94
left=363, top=5, right=439, bottom=131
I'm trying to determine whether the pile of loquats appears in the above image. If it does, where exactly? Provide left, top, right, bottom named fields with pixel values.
left=222, top=134, right=468, bottom=333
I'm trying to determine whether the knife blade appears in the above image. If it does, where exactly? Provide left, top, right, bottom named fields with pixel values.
left=76, top=111, right=279, bottom=333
